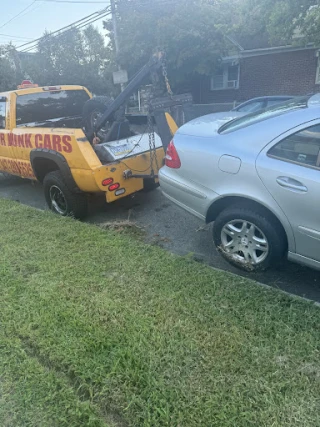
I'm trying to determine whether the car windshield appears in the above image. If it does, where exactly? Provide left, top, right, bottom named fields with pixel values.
left=219, top=96, right=309, bottom=134
left=16, top=89, right=90, bottom=126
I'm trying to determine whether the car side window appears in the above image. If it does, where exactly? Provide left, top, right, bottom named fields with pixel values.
left=268, top=124, right=320, bottom=168
left=237, top=101, right=264, bottom=113
left=0, top=100, right=6, bottom=129
left=267, top=100, right=283, bottom=108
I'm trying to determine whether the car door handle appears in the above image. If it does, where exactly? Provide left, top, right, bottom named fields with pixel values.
left=276, top=177, right=308, bottom=193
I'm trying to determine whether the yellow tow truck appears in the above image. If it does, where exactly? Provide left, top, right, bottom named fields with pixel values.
left=0, top=54, right=192, bottom=218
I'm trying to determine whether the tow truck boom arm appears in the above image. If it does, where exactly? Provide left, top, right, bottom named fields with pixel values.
left=87, top=52, right=165, bottom=141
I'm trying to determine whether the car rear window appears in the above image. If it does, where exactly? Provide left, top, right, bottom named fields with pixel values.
left=0, top=98, right=6, bottom=129
left=16, top=90, right=90, bottom=126
left=219, top=97, right=309, bottom=134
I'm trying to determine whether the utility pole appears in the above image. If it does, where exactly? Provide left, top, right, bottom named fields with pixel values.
left=110, top=0, right=120, bottom=55
left=110, top=0, right=126, bottom=91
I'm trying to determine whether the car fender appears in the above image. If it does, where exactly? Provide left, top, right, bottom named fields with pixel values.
left=205, top=192, right=296, bottom=252
left=30, top=149, right=80, bottom=192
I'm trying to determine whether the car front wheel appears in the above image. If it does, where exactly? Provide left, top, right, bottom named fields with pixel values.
left=213, top=206, right=286, bottom=271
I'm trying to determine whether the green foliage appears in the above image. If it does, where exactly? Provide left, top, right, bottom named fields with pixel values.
left=0, top=44, right=22, bottom=92
left=103, top=0, right=241, bottom=85
left=0, top=198, right=320, bottom=426
left=238, top=0, right=320, bottom=46
left=102, top=0, right=320, bottom=88
left=20, top=26, right=114, bottom=95
left=0, top=26, right=115, bottom=96
left=1, top=1, right=319, bottom=95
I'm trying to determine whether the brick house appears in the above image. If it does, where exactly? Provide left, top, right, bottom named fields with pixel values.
left=192, top=43, right=320, bottom=104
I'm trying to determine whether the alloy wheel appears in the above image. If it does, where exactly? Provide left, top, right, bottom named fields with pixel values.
left=220, top=219, right=269, bottom=266
left=49, top=185, right=68, bottom=215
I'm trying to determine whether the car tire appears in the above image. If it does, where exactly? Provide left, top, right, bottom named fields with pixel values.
left=43, top=171, right=88, bottom=220
left=213, top=206, right=286, bottom=271
left=82, top=96, right=113, bottom=142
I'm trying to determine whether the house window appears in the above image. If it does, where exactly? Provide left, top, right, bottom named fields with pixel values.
left=211, top=63, right=239, bottom=90
left=211, top=66, right=224, bottom=90
left=316, top=55, right=320, bottom=84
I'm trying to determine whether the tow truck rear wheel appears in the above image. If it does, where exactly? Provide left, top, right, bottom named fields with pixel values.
left=43, top=171, right=88, bottom=219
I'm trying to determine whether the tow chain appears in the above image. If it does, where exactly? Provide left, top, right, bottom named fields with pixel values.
left=147, top=111, right=158, bottom=177
left=161, top=56, right=173, bottom=96
left=147, top=53, right=172, bottom=177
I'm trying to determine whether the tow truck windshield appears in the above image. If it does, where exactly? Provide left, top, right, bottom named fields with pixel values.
left=16, top=89, right=90, bottom=128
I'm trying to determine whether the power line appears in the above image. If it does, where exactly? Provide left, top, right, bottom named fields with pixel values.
left=0, top=1, right=37, bottom=30
left=0, top=38, right=32, bottom=43
left=18, top=6, right=109, bottom=48
left=21, top=10, right=111, bottom=52
left=18, top=2, right=44, bottom=20
left=17, top=6, right=110, bottom=50
left=0, top=33, right=33, bottom=40
left=20, top=9, right=111, bottom=52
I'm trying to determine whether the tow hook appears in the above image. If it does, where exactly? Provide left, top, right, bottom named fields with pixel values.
left=123, top=169, right=158, bottom=179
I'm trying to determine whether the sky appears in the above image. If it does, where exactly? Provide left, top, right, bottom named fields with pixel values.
left=0, top=0, right=109, bottom=48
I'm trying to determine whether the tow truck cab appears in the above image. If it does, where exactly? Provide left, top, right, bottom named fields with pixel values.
left=0, top=83, right=165, bottom=218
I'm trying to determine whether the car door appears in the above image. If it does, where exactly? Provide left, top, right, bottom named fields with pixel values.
left=256, top=121, right=320, bottom=262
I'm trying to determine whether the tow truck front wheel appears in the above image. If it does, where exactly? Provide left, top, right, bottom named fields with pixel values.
left=44, top=171, right=88, bottom=219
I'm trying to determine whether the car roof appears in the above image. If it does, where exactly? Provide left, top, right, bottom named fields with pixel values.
left=238, top=95, right=294, bottom=104
left=221, top=94, right=320, bottom=135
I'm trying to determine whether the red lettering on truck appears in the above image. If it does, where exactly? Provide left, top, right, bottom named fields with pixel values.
left=25, top=134, right=32, bottom=148
left=62, top=135, right=72, bottom=153
left=35, top=134, right=43, bottom=148
left=52, top=135, right=62, bottom=152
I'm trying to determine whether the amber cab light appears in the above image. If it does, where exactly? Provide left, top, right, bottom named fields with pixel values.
left=43, top=86, right=61, bottom=91
left=109, top=183, right=120, bottom=191
left=102, top=178, right=114, bottom=186
left=165, top=140, right=181, bottom=169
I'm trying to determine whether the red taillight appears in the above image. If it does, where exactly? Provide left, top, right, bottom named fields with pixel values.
left=165, top=140, right=181, bottom=169
left=109, top=183, right=120, bottom=191
left=17, top=80, right=38, bottom=89
left=102, top=178, right=114, bottom=186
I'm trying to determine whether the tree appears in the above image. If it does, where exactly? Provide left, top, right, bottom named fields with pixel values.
left=103, top=0, right=242, bottom=87
left=0, top=44, right=22, bottom=92
left=237, top=0, right=320, bottom=46
left=20, top=26, right=114, bottom=95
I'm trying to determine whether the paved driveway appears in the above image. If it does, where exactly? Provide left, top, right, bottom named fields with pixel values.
left=0, top=173, right=319, bottom=302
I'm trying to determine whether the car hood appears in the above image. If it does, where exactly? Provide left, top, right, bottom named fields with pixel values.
left=177, top=111, right=244, bottom=137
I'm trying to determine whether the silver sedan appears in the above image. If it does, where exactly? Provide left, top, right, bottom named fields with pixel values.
left=159, top=95, right=320, bottom=271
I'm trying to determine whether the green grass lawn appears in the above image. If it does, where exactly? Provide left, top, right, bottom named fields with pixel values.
left=0, top=199, right=319, bottom=427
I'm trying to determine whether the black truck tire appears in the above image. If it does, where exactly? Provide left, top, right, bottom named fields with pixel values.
left=83, top=96, right=113, bottom=142
left=43, top=171, right=88, bottom=219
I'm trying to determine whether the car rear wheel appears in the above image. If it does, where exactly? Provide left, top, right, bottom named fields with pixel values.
left=44, top=171, right=88, bottom=219
left=213, top=206, right=286, bottom=271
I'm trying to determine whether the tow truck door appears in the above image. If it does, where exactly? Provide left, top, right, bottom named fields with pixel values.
left=0, top=96, right=21, bottom=176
